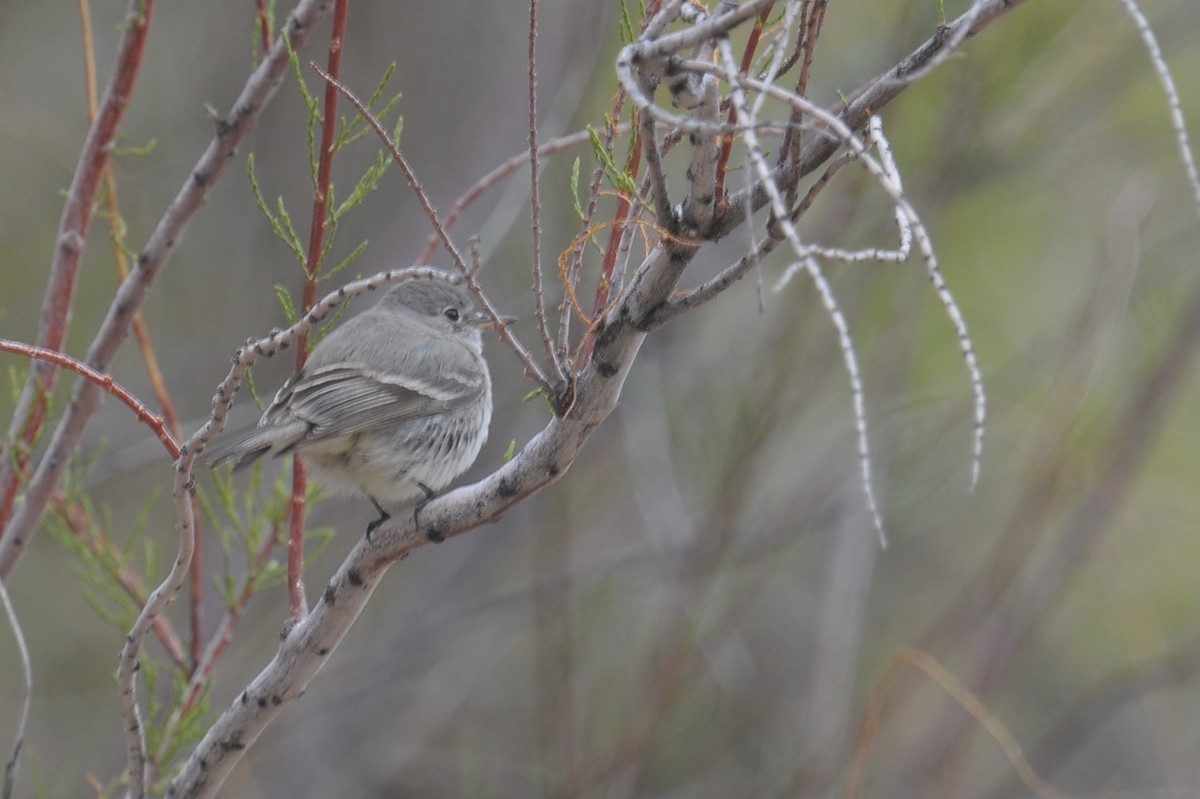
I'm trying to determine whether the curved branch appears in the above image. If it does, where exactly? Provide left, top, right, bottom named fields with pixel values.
left=0, top=340, right=180, bottom=459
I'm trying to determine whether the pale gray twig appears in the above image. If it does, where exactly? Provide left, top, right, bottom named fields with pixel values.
left=1115, top=0, right=1200, bottom=224
left=0, top=579, right=30, bottom=799
left=714, top=34, right=886, bottom=543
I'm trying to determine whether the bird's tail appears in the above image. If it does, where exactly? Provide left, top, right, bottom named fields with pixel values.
left=196, top=423, right=308, bottom=470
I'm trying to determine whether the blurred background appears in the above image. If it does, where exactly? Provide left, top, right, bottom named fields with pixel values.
left=2, top=1, right=1199, bottom=797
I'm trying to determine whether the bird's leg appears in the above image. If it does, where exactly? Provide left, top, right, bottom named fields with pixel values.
left=411, top=480, right=444, bottom=543
left=365, top=496, right=391, bottom=541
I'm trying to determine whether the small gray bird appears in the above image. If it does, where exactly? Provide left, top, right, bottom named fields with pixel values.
left=202, top=270, right=498, bottom=538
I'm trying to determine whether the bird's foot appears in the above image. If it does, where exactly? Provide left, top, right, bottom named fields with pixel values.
left=365, top=497, right=391, bottom=542
left=412, top=480, right=444, bottom=543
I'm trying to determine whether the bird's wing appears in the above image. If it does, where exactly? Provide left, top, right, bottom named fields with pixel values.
left=265, top=361, right=485, bottom=446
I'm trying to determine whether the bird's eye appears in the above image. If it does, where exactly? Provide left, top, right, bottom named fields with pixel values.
left=442, top=307, right=461, bottom=323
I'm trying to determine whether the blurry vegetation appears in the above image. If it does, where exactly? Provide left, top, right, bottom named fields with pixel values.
left=0, top=0, right=1198, bottom=797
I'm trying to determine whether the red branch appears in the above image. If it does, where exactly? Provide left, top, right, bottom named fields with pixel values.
left=0, top=340, right=179, bottom=459
left=713, top=3, right=772, bottom=203
left=255, top=0, right=273, bottom=57
left=287, top=0, right=349, bottom=622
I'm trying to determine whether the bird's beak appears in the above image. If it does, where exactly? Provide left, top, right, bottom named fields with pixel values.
left=473, top=311, right=517, bottom=330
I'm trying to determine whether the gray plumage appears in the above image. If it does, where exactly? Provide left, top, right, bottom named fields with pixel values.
left=202, top=272, right=494, bottom=510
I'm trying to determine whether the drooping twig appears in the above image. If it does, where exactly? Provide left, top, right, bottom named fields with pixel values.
left=0, top=578, right=31, bottom=799
left=1115, top=0, right=1200, bottom=224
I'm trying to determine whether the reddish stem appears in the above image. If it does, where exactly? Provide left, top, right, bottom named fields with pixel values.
left=255, top=0, right=273, bottom=57
left=713, top=4, right=773, bottom=203
left=287, top=0, right=349, bottom=621
left=576, top=120, right=643, bottom=368
left=177, top=519, right=282, bottom=718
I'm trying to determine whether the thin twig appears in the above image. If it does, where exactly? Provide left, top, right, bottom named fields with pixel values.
left=781, top=0, right=826, bottom=204
left=559, top=107, right=627, bottom=366
left=416, top=128, right=609, bottom=264
left=714, top=4, right=773, bottom=203
left=0, top=340, right=180, bottom=458
left=527, top=0, right=561, bottom=381
left=254, top=0, right=273, bottom=57
left=1115, top=0, right=1200, bottom=224
left=846, top=649, right=1074, bottom=799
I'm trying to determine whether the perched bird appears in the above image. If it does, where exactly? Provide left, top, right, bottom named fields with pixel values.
left=201, top=270, right=499, bottom=538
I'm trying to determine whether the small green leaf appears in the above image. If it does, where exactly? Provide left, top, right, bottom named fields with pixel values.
left=587, top=124, right=639, bottom=197
left=112, top=138, right=157, bottom=158
left=618, top=0, right=636, bottom=44
left=274, top=285, right=298, bottom=324
left=504, top=439, right=517, bottom=462
left=247, top=154, right=306, bottom=266
left=335, top=147, right=391, bottom=219
left=570, top=156, right=584, bottom=220
left=274, top=197, right=306, bottom=266
left=325, top=240, right=370, bottom=283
